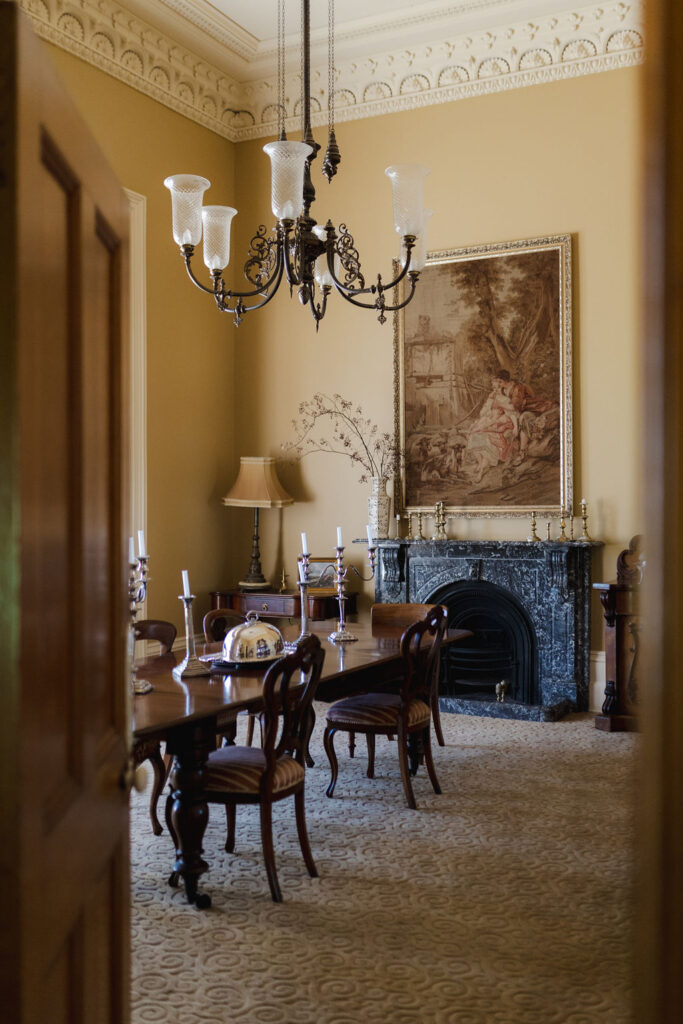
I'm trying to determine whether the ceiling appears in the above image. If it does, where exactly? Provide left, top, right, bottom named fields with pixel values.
left=120, top=0, right=583, bottom=80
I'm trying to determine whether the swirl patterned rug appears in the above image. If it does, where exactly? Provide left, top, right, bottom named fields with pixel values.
left=130, top=710, right=637, bottom=1024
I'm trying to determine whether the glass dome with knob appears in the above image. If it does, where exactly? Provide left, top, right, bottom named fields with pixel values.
left=163, top=0, right=430, bottom=329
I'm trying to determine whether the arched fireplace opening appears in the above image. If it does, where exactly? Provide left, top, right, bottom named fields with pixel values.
left=429, top=580, right=540, bottom=707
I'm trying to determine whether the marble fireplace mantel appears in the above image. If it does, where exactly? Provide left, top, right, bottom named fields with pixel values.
left=374, top=539, right=602, bottom=721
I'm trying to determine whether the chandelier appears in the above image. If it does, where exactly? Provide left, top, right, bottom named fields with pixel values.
left=164, top=0, right=430, bottom=328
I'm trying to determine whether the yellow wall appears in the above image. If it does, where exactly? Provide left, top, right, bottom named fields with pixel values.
left=46, top=38, right=642, bottom=648
left=234, top=69, right=642, bottom=639
left=46, top=45, right=239, bottom=632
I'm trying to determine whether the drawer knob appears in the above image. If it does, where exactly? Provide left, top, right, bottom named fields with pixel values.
left=262, top=602, right=269, bottom=611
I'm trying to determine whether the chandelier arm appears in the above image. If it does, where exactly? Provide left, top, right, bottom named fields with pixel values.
left=282, top=223, right=304, bottom=288
left=325, top=235, right=416, bottom=297
left=217, top=260, right=286, bottom=315
left=181, top=246, right=217, bottom=295
left=334, top=272, right=419, bottom=312
left=219, top=243, right=284, bottom=300
left=308, top=284, right=330, bottom=327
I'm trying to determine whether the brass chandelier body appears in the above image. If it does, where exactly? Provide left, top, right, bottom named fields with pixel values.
left=166, top=0, right=428, bottom=328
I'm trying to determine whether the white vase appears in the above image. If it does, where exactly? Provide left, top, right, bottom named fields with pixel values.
left=368, top=476, right=390, bottom=539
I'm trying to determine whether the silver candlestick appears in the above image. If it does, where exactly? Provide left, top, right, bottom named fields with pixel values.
left=172, top=594, right=211, bottom=681
left=326, top=544, right=376, bottom=644
left=284, top=553, right=313, bottom=652
left=129, top=555, right=152, bottom=695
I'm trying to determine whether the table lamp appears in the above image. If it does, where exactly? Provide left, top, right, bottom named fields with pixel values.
left=222, top=456, right=293, bottom=590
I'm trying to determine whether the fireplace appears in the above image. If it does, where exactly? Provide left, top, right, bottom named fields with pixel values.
left=374, top=539, right=600, bottom=721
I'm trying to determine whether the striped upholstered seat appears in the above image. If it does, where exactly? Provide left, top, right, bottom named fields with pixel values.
left=326, top=693, right=430, bottom=730
left=204, top=745, right=304, bottom=794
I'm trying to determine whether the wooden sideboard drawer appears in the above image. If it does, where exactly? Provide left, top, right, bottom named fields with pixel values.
left=210, top=589, right=357, bottom=621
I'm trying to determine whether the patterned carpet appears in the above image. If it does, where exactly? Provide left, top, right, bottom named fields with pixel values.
left=130, top=709, right=637, bottom=1024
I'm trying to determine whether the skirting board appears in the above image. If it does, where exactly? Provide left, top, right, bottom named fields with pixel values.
left=590, top=651, right=606, bottom=714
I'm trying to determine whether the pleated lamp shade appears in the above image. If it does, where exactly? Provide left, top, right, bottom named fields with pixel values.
left=222, top=457, right=293, bottom=509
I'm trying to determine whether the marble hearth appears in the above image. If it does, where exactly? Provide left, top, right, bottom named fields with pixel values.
left=374, top=539, right=600, bottom=721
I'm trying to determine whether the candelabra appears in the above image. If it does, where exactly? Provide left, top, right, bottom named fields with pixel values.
left=129, top=555, right=152, bottom=695
left=172, top=594, right=211, bottom=681
left=325, top=544, right=377, bottom=643
left=283, top=553, right=313, bottom=652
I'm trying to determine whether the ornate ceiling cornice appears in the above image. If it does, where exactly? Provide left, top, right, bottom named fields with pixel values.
left=20, top=0, right=644, bottom=144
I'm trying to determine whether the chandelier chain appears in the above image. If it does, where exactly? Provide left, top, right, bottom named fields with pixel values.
left=278, top=0, right=286, bottom=139
left=328, top=0, right=335, bottom=136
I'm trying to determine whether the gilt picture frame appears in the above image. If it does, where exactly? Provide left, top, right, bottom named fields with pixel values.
left=297, top=556, right=337, bottom=595
left=393, top=234, right=573, bottom=518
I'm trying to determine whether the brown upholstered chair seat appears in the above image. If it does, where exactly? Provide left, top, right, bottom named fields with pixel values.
left=326, top=693, right=431, bottom=731
left=204, top=745, right=304, bottom=795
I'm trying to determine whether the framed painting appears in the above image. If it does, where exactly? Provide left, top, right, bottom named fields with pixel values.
left=297, top=556, right=337, bottom=595
left=393, top=234, right=573, bottom=517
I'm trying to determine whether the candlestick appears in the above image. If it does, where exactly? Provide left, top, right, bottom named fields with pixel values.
left=558, top=511, right=568, bottom=542
left=128, top=553, right=152, bottom=694
left=546, top=522, right=551, bottom=541
left=181, top=570, right=191, bottom=597
left=527, top=510, right=540, bottom=543
left=172, top=594, right=211, bottom=680
left=578, top=498, right=592, bottom=541
left=569, top=513, right=575, bottom=541
left=284, top=556, right=313, bottom=653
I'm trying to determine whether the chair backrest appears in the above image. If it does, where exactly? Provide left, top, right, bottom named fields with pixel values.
left=260, top=636, right=325, bottom=771
left=134, top=618, right=176, bottom=654
left=371, top=602, right=436, bottom=630
left=399, top=605, right=448, bottom=705
left=202, top=608, right=246, bottom=643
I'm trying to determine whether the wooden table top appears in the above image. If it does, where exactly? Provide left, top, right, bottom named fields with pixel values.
left=132, top=620, right=471, bottom=740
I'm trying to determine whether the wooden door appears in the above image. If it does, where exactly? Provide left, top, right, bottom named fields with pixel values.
left=0, top=5, right=131, bottom=1021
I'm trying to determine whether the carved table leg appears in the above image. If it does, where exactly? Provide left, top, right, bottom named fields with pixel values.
left=165, top=719, right=215, bottom=909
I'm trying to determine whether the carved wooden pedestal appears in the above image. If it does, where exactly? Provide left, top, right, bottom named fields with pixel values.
left=593, top=536, right=642, bottom=732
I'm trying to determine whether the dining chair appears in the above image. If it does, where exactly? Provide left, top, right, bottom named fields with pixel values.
left=132, top=618, right=176, bottom=836
left=202, top=607, right=246, bottom=643
left=191, top=634, right=325, bottom=902
left=323, top=605, right=447, bottom=809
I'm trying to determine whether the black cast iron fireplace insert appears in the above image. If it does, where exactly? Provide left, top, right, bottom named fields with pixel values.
left=428, top=580, right=540, bottom=706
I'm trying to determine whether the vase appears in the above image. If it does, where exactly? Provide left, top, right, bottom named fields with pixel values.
left=368, top=476, right=391, bottom=539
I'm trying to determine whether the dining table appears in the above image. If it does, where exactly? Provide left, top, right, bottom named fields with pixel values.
left=132, top=619, right=471, bottom=908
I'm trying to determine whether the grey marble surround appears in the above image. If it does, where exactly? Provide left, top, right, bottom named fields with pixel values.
left=374, top=539, right=601, bottom=722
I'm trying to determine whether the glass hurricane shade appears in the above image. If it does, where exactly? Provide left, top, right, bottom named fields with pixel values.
left=408, top=209, right=433, bottom=272
left=164, top=174, right=211, bottom=247
left=384, top=163, right=430, bottom=237
left=222, top=457, right=294, bottom=509
left=201, top=205, right=237, bottom=271
left=262, top=140, right=313, bottom=220
left=312, top=225, right=338, bottom=288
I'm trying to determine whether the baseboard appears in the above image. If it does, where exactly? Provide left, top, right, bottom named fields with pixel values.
left=589, top=651, right=606, bottom=714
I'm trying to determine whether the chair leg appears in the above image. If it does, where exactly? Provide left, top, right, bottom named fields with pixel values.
left=431, top=690, right=446, bottom=747
left=259, top=799, right=282, bottom=903
left=304, top=704, right=316, bottom=769
left=148, top=743, right=168, bottom=836
left=366, top=733, right=376, bottom=779
left=397, top=726, right=418, bottom=810
left=423, top=725, right=442, bottom=795
left=294, top=787, right=318, bottom=879
left=225, top=803, right=236, bottom=853
left=245, top=713, right=255, bottom=747
left=323, top=725, right=339, bottom=798
left=348, top=730, right=356, bottom=758
left=165, top=792, right=180, bottom=888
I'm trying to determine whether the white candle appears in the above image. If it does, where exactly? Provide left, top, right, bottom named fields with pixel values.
left=366, top=525, right=374, bottom=547
left=301, top=532, right=308, bottom=555
left=336, top=526, right=343, bottom=548
left=181, top=570, right=191, bottom=597
left=298, top=561, right=306, bottom=583
left=137, top=529, right=146, bottom=558
left=128, top=536, right=135, bottom=564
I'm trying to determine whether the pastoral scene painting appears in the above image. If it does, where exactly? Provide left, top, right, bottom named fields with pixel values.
left=397, top=237, right=572, bottom=514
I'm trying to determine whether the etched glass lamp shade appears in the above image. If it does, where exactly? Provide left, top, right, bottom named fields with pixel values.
left=384, top=164, right=430, bottom=237
left=201, top=205, right=237, bottom=271
left=410, top=209, right=433, bottom=272
left=164, top=174, right=211, bottom=247
left=262, top=141, right=313, bottom=220
left=312, top=225, right=335, bottom=288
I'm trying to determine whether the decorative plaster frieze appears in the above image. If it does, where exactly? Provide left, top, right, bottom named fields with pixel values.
left=20, top=0, right=644, bottom=144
